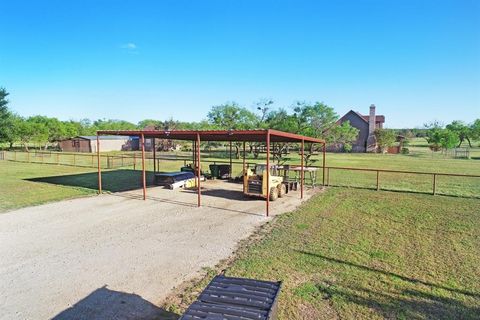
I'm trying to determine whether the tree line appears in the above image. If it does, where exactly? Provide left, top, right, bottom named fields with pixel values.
left=0, top=88, right=359, bottom=151
left=1, top=87, right=478, bottom=152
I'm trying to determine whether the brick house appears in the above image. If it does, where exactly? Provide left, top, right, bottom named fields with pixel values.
left=335, top=104, right=385, bottom=152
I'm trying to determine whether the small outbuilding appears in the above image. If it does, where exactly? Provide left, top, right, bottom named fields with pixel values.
left=58, top=135, right=137, bottom=153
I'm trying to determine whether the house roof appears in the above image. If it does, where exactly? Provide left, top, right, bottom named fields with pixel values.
left=339, top=110, right=385, bottom=124
left=96, top=129, right=325, bottom=144
left=77, top=135, right=131, bottom=141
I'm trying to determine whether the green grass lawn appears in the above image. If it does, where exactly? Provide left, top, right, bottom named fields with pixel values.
left=2, top=142, right=480, bottom=212
left=0, top=161, right=158, bottom=212
left=0, top=161, right=98, bottom=212
left=168, top=188, right=480, bottom=319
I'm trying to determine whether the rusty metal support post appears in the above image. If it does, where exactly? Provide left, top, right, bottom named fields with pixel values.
left=141, top=134, right=147, bottom=200
left=153, top=137, right=156, bottom=173
left=301, top=139, right=304, bottom=199
left=376, top=170, right=380, bottom=191
left=97, top=134, right=102, bottom=194
left=322, top=142, right=326, bottom=186
left=193, top=140, right=196, bottom=169
left=197, top=134, right=201, bottom=207
left=230, top=141, right=234, bottom=179
left=242, top=141, right=246, bottom=193
left=266, top=131, right=270, bottom=217
left=433, top=174, right=436, bottom=195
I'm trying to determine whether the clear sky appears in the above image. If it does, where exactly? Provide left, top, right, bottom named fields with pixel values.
left=1, top=0, right=479, bottom=128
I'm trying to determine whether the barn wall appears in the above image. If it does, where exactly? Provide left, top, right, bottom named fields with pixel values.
left=59, top=139, right=91, bottom=152
left=90, top=138, right=130, bottom=153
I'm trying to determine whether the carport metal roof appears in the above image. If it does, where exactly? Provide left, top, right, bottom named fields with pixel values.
left=96, top=129, right=326, bottom=217
left=96, top=129, right=325, bottom=144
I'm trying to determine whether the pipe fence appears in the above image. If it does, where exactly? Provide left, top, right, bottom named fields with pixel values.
left=2, top=151, right=479, bottom=198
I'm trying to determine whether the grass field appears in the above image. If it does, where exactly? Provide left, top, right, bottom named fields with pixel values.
left=167, top=188, right=480, bottom=319
left=2, top=145, right=480, bottom=319
left=2, top=139, right=480, bottom=212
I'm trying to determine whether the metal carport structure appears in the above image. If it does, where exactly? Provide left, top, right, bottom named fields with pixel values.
left=96, top=129, right=325, bottom=217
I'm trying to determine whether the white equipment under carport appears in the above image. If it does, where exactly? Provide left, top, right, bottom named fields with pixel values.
left=154, top=172, right=205, bottom=190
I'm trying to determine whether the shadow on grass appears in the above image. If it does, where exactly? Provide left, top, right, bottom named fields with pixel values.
left=295, top=251, right=480, bottom=319
left=26, top=169, right=155, bottom=193
left=52, top=286, right=179, bottom=320
left=295, top=250, right=480, bottom=299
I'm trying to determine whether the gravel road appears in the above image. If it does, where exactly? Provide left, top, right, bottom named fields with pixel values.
left=0, top=181, right=315, bottom=320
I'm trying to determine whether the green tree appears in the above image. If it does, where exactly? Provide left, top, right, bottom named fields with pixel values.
left=255, top=98, right=274, bottom=129
left=0, top=88, right=15, bottom=147
left=446, top=120, right=472, bottom=147
left=93, top=119, right=137, bottom=131
left=469, top=119, right=480, bottom=143
left=266, top=108, right=297, bottom=133
left=292, top=102, right=338, bottom=137
left=207, top=103, right=258, bottom=130
left=327, top=121, right=359, bottom=152
left=374, top=128, right=396, bottom=152
left=137, top=119, right=163, bottom=129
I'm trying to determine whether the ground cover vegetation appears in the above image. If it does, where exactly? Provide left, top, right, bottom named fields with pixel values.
left=164, top=187, right=480, bottom=319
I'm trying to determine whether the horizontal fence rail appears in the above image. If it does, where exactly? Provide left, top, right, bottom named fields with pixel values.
left=2, top=151, right=479, bottom=198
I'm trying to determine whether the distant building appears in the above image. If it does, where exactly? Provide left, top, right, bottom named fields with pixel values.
left=58, top=136, right=137, bottom=153
left=336, top=104, right=385, bottom=152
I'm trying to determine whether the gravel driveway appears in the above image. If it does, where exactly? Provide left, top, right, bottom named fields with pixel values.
left=0, top=181, right=314, bottom=320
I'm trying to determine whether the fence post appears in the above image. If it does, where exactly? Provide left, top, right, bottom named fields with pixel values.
left=327, top=168, right=330, bottom=186
left=376, top=170, right=380, bottom=191
left=433, top=174, right=436, bottom=195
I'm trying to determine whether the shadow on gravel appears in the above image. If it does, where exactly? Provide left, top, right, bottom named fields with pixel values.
left=52, top=286, right=179, bottom=320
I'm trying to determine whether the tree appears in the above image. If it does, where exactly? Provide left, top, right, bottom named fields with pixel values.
left=425, top=123, right=460, bottom=154
left=439, top=129, right=460, bottom=151
left=374, top=128, right=396, bottom=152
left=255, top=98, right=274, bottom=129
left=26, top=116, right=73, bottom=149
left=265, top=108, right=297, bottom=133
left=93, top=119, right=137, bottom=131
left=327, top=121, right=359, bottom=152
left=0, top=88, right=15, bottom=147
left=446, top=120, right=472, bottom=147
left=469, top=119, right=480, bottom=143
left=207, top=103, right=258, bottom=130
left=292, top=101, right=338, bottom=137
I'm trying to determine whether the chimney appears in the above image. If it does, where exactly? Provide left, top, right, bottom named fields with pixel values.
left=368, top=104, right=376, bottom=135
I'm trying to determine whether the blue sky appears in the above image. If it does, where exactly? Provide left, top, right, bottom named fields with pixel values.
left=0, top=0, right=479, bottom=128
